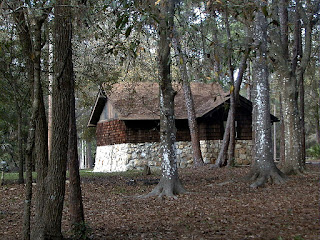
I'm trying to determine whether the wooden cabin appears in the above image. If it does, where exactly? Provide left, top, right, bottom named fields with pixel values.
left=88, top=82, right=278, bottom=172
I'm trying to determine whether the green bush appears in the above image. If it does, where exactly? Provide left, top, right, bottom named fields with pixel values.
left=306, top=144, right=320, bottom=158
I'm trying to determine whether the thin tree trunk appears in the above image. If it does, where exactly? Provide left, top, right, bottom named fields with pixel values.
left=273, top=104, right=277, bottom=161
left=11, top=3, right=49, bottom=239
left=22, top=18, right=45, bottom=240
left=48, top=39, right=53, bottom=159
left=31, top=15, right=50, bottom=240
left=17, top=109, right=24, bottom=184
left=215, top=113, right=231, bottom=167
left=172, top=28, right=204, bottom=167
left=224, top=6, right=236, bottom=166
left=146, top=0, right=185, bottom=198
left=279, top=95, right=285, bottom=163
left=86, top=141, right=93, bottom=169
left=68, top=55, right=85, bottom=236
left=215, top=40, right=251, bottom=168
left=318, top=75, right=320, bottom=144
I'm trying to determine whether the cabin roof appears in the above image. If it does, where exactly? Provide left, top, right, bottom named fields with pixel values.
left=87, top=82, right=279, bottom=126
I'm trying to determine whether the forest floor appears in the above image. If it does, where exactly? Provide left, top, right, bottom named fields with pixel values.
left=0, top=163, right=319, bottom=240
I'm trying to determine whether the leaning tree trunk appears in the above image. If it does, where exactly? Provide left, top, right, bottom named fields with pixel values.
left=172, top=28, right=204, bottom=167
left=224, top=6, right=236, bottom=167
left=215, top=36, right=251, bottom=168
left=146, top=0, right=185, bottom=198
left=42, top=1, right=72, bottom=238
left=248, top=0, right=286, bottom=188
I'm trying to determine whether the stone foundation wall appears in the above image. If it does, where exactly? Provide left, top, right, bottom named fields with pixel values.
left=93, top=140, right=253, bottom=172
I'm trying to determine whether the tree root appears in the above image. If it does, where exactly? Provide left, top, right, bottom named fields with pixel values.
left=142, top=177, right=186, bottom=199
left=248, top=168, right=287, bottom=188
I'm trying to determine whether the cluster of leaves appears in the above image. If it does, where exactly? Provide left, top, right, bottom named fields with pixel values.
left=306, top=144, right=320, bottom=158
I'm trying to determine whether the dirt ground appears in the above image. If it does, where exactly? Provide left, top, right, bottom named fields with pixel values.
left=0, top=164, right=319, bottom=240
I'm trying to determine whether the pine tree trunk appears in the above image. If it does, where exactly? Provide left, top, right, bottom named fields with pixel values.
left=146, top=0, right=185, bottom=198
left=248, top=0, right=285, bottom=188
left=42, top=1, right=72, bottom=238
left=172, top=29, right=204, bottom=167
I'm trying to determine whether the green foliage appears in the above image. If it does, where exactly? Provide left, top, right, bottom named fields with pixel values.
left=306, top=144, right=320, bottom=158
left=71, top=221, right=92, bottom=240
left=293, top=236, right=304, bottom=240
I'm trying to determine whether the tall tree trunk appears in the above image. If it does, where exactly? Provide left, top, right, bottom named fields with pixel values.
left=273, top=104, right=277, bottom=161
left=172, top=29, right=204, bottom=167
left=23, top=18, right=46, bottom=240
left=17, top=108, right=24, bottom=184
left=318, top=71, right=320, bottom=145
left=215, top=39, right=251, bottom=168
left=279, top=95, right=285, bottom=163
left=32, top=20, right=49, bottom=240
left=224, top=6, right=236, bottom=167
left=248, top=0, right=285, bottom=188
left=68, top=56, right=85, bottom=236
left=48, top=39, right=53, bottom=159
left=146, top=0, right=185, bottom=198
left=42, top=1, right=72, bottom=238
left=215, top=114, right=231, bottom=167
left=86, top=141, right=93, bottom=169
left=11, top=3, right=50, bottom=239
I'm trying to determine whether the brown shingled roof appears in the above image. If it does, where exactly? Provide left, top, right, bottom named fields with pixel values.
left=103, top=81, right=228, bottom=120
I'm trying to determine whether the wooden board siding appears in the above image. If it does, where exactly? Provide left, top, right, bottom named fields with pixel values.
left=96, top=114, right=252, bottom=147
left=235, top=107, right=252, bottom=140
left=199, top=122, right=223, bottom=140
left=125, top=120, right=159, bottom=143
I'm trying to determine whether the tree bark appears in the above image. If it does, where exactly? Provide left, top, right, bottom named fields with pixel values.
left=86, top=141, right=93, bottom=168
left=319, top=68, right=320, bottom=145
left=279, top=95, right=285, bottom=163
left=172, top=28, right=204, bottom=167
left=68, top=50, right=85, bottom=237
left=224, top=6, right=236, bottom=167
left=248, top=0, right=286, bottom=188
left=17, top=105, right=24, bottom=184
left=146, top=0, right=185, bottom=198
left=42, top=1, right=72, bottom=238
left=215, top=37, right=251, bottom=168
left=32, top=18, right=49, bottom=240
left=11, top=3, right=50, bottom=239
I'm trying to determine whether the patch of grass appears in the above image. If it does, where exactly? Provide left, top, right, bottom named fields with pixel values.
left=1, top=172, right=37, bottom=183
left=79, top=169, right=161, bottom=179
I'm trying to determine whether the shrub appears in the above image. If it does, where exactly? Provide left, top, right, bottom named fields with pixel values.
left=306, top=144, right=320, bottom=158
